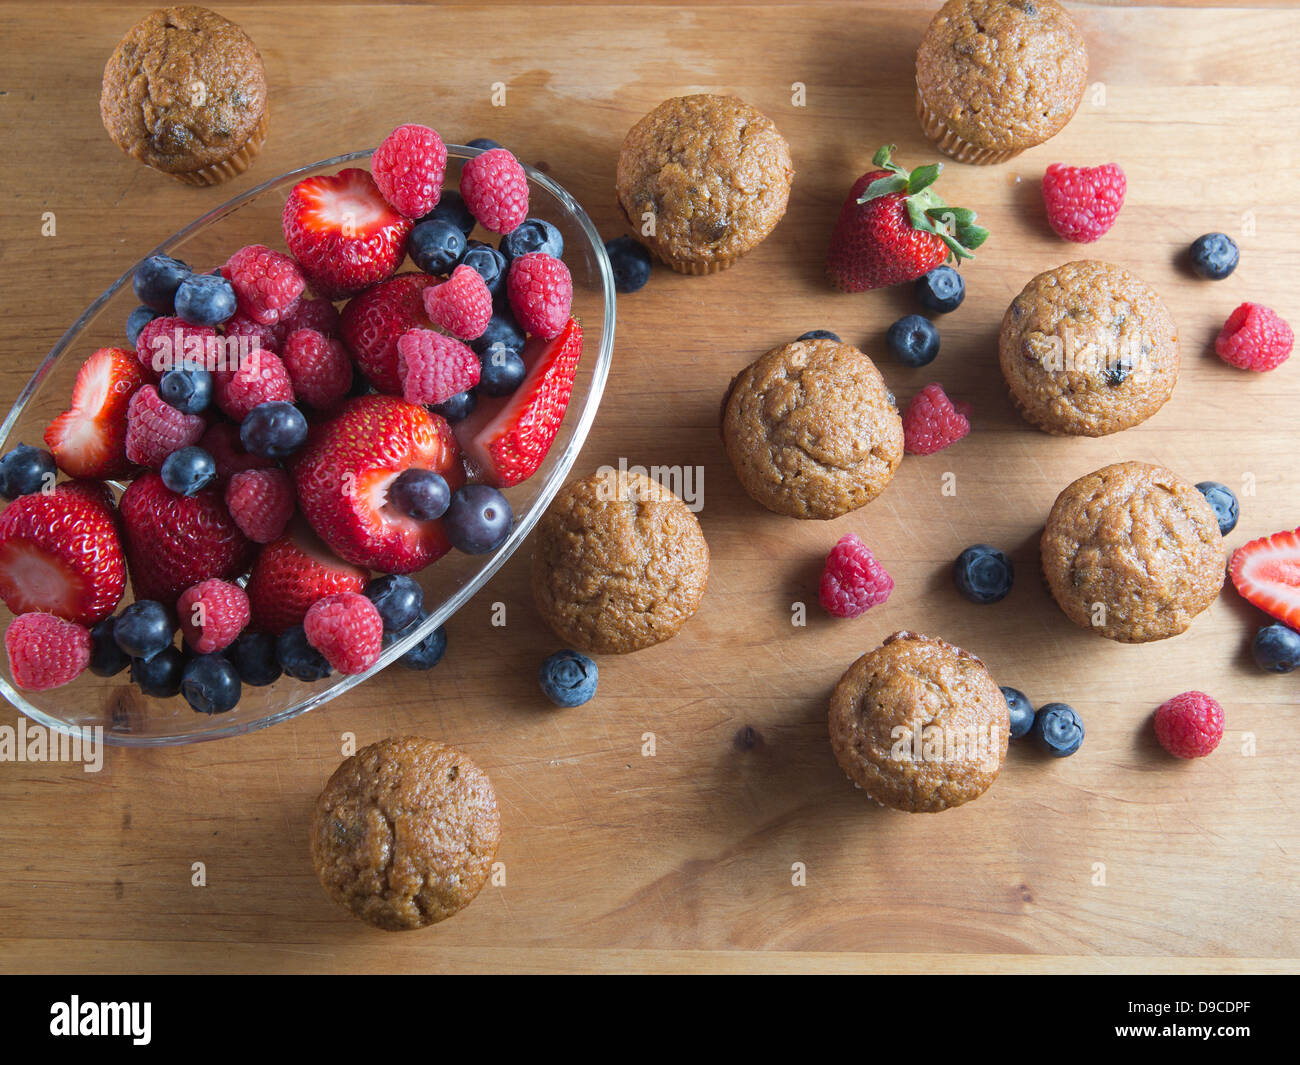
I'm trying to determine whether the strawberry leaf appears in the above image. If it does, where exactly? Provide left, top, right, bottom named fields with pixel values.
left=859, top=174, right=908, bottom=202
left=907, top=163, right=942, bottom=195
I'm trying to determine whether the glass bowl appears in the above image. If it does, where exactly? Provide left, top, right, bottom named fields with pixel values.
left=0, top=147, right=615, bottom=746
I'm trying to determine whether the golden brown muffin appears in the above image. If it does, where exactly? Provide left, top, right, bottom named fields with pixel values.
left=722, top=338, right=903, bottom=519
left=100, top=6, right=268, bottom=186
left=1041, top=461, right=1226, bottom=643
left=829, top=631, right=1009, bottom=813
left=615, top=94, right=793, bottom=274
left=310, top=737, right=500, bottom=932
left=531, top=468, right=709, bottom=654
left=915, top=0, right=1088, bottom=164
left=999, top=260, right=1179, bottom=436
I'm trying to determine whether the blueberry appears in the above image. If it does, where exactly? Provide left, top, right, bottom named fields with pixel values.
left=114, top=600, right=174, bottom=661
left=915, top=266, right=966, bottom=313
left=240, top=401, right=308, bottom=458
left=181, top=654, right=242, bottom=714
left=1104, top=358, right=1131, bottom=388
left=133, top=254, right=192, bottom=314
left=431, top=390, right=476, bottom=422
left=364, top=574, right=424, bottom=633
left=0, top=444, right=56, bottom=500
left=407, top=218, right=468, bottom=276
left=89, top=618, right=131, bottom=677
left=442, top=484, right=512, bottom=554
left=539, top=649, right=598, bottom=707
left=126, top=305, right=160, bottom=347
left=460, top=241, right=508, bottom=296
left=228, top=631, right=282, bottom=686
left=420, top=190, right=476, bottom=236
left=160, top=445, right=217, bottom=496
left=1000, top=686, right=1036, bottom=739
left=388, top=468, right=451, bottom=521
left=471, top=311, right=525, bottom=358
left=174, top=273, right=237, bottom=327
left=1030, top=702, right=1085, bottom=757
left=477, top=349, right=527, bottom=396
left=953, top=544, right=1014, bottom=604
left=1189, top=233, right=1239, bottom=280
left=159, top=367, right=214, bottom=414
left=501, top=218, right=563, bottom=261
left=466, top=138, right=502, bottom=152
left=395, top=615, right=447, bottom=670
left=130, top=646, right=185, bottom=698
left=276, top=625, right=331, bottom=682
left=797, top=330, right=840, bottom=343
left=1194, top=481, right=1239, bottom=536
left=886, top=315, right=941, bottom=367
left=604, top=236, right=652, bottom=294
left=1252, top=623, right=1300, bottom=673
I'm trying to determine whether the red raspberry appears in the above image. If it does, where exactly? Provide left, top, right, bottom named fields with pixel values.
left=303, top=591, right=383, bottom=674
left=819, top=534, right=894, bottom=618
left=423, top=264, right=493, bottom=340
left=1042, top=163, right=1126, bottom=243
left=5, top=612, right=91, bottom=691
left=459, top=147, right=529, bottom=233
left=1215, top=302, right=1294, bottom=372
left=224, top=244, right=307, bottom=326
left=226, top=468, right=296, bottom=544
left=125, top=384, right=206, bottom=469
left=212, top=349, right=296, bottom=421
left=1153, top=691, right=1224, bottom=758
left=199, top=421, right=275, bottom=483
left=396, top=328, right=480, bottom=405
left=178, top=578, right=250, bottom=654
left=507, top=252, right=573, bottom=339
left=281, top=328, right=352, bottom=410
left=371, top=123, right=448, bottom=219
left=276, top=296, right=341, bottom=340
left=135, top=316, right=217, bottom=381
left=903, top=383, right=970, bottom=455
left=224, top=312, right=281, bottom=357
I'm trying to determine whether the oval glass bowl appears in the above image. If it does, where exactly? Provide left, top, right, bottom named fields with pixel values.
left=0, top=148, right=614, bottom=746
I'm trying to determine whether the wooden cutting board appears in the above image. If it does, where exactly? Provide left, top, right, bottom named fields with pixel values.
left=1, top=1, right=1298, bottom=974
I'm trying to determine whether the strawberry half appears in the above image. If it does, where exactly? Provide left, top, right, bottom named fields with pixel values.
left=1229, top=528, right=1300, bottom=629
left=455, top=316, right=583, bottom=488
left=244, top=525, right=368, bottom=634
left=340, top=272, right=434, bottom=395
left=44, top=347, right=146, bottom=480
left=282, top=168, right=412, bottom=300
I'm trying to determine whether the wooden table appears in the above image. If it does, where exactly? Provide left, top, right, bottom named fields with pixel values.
left=1, top=1, right=1297, bottom=975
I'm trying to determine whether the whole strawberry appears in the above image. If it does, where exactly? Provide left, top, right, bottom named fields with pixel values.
left=827, top=144, right=987, bottom=292
left=244, top=529, right=368, bottom=633
left=340, top=273, right=435, bottom=395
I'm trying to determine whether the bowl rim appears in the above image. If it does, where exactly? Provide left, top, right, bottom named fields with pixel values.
left=0, top=146, right=616, bottom=747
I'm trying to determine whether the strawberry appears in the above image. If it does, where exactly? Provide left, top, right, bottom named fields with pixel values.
left=291, top=395, right=464, bottom=572
left=282, top=168, right=412, bottom=300
left=43, top=347, right=145, bottom=480
left=1229, top=528, right=1300, bottom=629
left=340, top=273, right=435, bottom=395
left=826, top=144, right=988, bottom=292
left=455, top=316, right=582, bottom=487
left=243, top=526, right=368, bottom=633
left=0, top=481, right=126, bottom=625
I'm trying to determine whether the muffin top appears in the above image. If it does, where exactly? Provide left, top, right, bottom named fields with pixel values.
left=916, top=0, right=1088, bottom=153
left=722, top=338, right=903, bottom=520
left=999, top=260, right=1179, bottom=436
left=100, top=5, right=267, bottom=174
left=616, top=94, right=793, bottom=267
left=1042, top=461, right=1226, bottom=643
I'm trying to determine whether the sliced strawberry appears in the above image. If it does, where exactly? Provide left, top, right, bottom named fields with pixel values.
left=455, top=317, right=583, bottom=488
left=244, top=524, right=369, bottom=633
left=43, top=347, right=145, bottom=480
left=1229, top=528, right=1300, bottom=629
left=340, top=272, right=434, bottom=395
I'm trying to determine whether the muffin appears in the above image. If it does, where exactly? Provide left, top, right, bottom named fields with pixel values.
left=999, top=260, right=1180, bottom=436
left=915, top=0, right=1088, bottom=165
left=1041, top=462, right=1226, bottom=643
left=100, top=6, right=268, bottom=186
left=531, top=467, right=709, bottom=654
left=829, top=631, right=1009, bottom=813
left=615, top=94, right=793, bottom=274
left=722, top=338, right=903, bottom=519
left=310, top=737, right=500, bottom=931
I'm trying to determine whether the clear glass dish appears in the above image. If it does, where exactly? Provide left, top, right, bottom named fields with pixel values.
left=0, top=147, right=615, bottom=746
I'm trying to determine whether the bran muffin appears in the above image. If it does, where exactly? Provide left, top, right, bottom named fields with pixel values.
left=915, top=0, right=1088, bottom=164
left=829, top=631, right=1009, bottom=813
left=615, top=94, right=793, bottom=274
left=101, top=6, right=268, bottom=186
left=531, top=468, right=709, bottom=654
left=1041, top=462, right=1226, bottom=643
left=999, top=260, right=1180, bottom=436
left=722, top=338, right=903, bottom=519
left=310, top=737, right=500, bottom=932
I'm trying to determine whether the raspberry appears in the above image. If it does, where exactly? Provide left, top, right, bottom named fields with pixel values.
left=1042, top=163, right=1126, bottom=243
left=459, top=147, right=529, bottom=233
left=903, top=383, right=970, bottom=455
left=224, top=312, right=281, bottom=357
left=1153, top=691, right=1224, bottom=758
left=281, top=328, right=352, bottom=409
left=199, top=421, right=275, bottom=483
left=212, top=349, right=296, bottom=421
left=423, top=265, right=493, bottom=340
left=371, top=123, right=448, bottom=219
left=135, top=316, right=217, bottom=381
left=224, top=244, right=307, bottom=326
left=303, top=592, right=383, bottom=674
left=1215, top=302, right=1294, bottom=372
left=819, top=534, right=894, bottom=618
left=395, top=328, right=480, bottom=405
left=178, top=578, right=250, bottom=654
left=125, top=384, right=206, bottom=469
left=276, top=296, right=341, bottom=340
left=5, top=612, right=91, bottom=691
left=507, top=252, right=573, bottom=339
left=226, top=468, right=295, bottom=544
